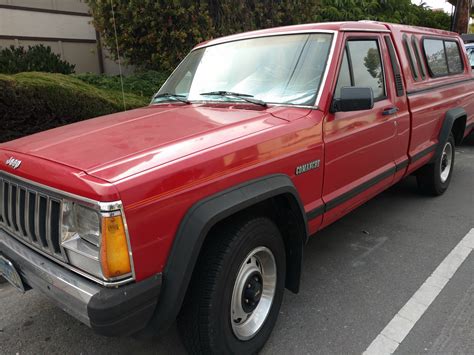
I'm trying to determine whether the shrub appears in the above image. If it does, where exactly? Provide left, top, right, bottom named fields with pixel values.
left=0, top=45, right=76, bottom=74
left=0, top=72, right=148, bottom=143
left=74, top=70, right=169, bottom=99
left=87, top=0, right=214, bottom=72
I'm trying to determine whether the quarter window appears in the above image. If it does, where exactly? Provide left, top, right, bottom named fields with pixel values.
left=334, top=50, right=351, bottom=98
left=334, top=39, right=385, bottom=100
left=423, top=38, right=463, bottom=77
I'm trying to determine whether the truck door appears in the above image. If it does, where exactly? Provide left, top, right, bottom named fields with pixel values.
left=321, top=33, right=398, bottom=227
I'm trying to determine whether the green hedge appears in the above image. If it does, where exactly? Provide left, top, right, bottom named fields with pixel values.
left=73, top=70, right=168, bottom=98
left=0, top=44, right=76, bottom=74
left=0, top=72, right=148, bottom=143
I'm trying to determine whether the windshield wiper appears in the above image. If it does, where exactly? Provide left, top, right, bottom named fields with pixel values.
left=152, top=93, right=191, bottom=104
left=200, top=91, right=267, bottom=107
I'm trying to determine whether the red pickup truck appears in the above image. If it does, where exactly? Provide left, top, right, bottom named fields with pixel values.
left=1, top=21, right=473, bottom=353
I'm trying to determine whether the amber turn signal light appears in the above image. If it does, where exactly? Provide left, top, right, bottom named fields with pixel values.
left=100, top=215, right=131, bottom=279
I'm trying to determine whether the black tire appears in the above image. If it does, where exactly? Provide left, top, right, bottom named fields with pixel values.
left=178, top=216, right=286, bottom=354
left=417, top=133, right=455, bottom=196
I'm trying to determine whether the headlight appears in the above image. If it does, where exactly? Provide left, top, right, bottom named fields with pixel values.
left=60, top=200, right=132, bottom=281
left=62, top=202, right=100, bottom=246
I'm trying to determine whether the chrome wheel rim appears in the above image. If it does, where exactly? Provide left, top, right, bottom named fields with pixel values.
left=440, top=142, right=453, bottom=183
left=230, top=246, right=276, bottom=340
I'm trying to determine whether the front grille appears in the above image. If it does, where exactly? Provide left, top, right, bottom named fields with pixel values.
left=0, top=174, right=65, bottom=261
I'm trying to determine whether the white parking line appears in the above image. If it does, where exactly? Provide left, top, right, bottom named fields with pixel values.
left=363, top=228, right=474, bottom=355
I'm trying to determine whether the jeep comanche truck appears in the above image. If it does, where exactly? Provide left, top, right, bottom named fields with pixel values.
left=1, top=21, right=473, bottom=354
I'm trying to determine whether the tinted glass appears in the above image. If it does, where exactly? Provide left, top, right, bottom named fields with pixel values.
left=157, top=33, right=333, bottom=106
left=469, top=48, right=474, bottom=67
left=334, top=50, right=351, bottom=99
left=423, top=39, right=448, bottom=76
left=445, top=41, right=463, bottom=73
left=347, top=40, right=385, bottom=99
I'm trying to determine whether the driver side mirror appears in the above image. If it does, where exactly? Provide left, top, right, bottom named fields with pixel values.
left=331, top=87, right=374, bottom=113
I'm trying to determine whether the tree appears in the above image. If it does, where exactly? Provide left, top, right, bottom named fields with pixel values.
left=364, top=47, right=383, bottom=90
left=364, top=47, right=382, bottom=79
left=317, top=0, right=451, bottom=27
left=87, top=0, right=452, bottom=73
left=88, top=0, right=321, bottom=73
left=452, top=0, right=471, bottom=34
left=87, top=0, right=214, bottom=73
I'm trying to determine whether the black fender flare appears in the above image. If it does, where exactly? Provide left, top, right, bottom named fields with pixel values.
left=435, top=107, right=467, bottom=159
left=148, top=174, right=307, bottom=332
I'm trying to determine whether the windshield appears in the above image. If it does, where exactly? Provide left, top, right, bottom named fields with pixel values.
left=155, top=33, right=333, bottom=107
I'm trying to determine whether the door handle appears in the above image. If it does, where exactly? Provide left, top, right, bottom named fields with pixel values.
left=382, top=107, right=399, bottom=116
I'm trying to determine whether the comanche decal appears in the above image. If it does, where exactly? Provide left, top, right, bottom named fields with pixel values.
left=295, top=159, right=320, bottom=175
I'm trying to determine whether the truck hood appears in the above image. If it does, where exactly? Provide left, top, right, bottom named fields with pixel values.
left=2, top=104, right=307, bottom=182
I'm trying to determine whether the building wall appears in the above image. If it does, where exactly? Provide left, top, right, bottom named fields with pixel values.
left=0, top=38, right=102, bottom=73
left=0, top=0, right=90, bottom=12
left=0, top=0, right=131, bottom=74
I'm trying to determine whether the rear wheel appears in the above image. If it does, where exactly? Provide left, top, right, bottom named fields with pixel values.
left=417, top=133, right=455, bottom=196
left=178, top=217, right=286, bottom=354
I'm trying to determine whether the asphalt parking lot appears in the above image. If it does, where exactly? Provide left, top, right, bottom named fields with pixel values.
left=1, top=136, right=473, bottom=355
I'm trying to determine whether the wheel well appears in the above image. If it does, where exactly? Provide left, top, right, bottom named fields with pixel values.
left=196, top=193, right=307, bottom=294
left=451, top=116, right=466, bottom=145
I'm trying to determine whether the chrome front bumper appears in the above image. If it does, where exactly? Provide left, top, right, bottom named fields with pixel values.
left=0, top=228, right=99, bottom=325
left=0, top=229, right=162, bottom=336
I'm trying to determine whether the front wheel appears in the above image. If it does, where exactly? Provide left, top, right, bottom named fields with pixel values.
left=417, top=133, right=455, bottom=196
left=178, top=217, right=286, bottom=354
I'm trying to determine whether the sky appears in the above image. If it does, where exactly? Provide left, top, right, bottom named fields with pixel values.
left=410, top=0, right=455, bottom=13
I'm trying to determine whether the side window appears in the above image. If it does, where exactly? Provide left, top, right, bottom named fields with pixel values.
left=334, top=39, right=385, bottom=100
left=423, top=38, right=463, bottom=76
left=423, top=39, right=448, bottom=76
left=334, top=50, right=351, bottom=99
left=444, top=41, right=463, bottom=74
